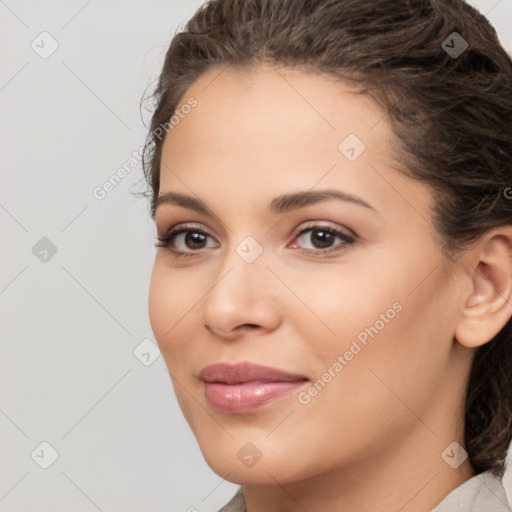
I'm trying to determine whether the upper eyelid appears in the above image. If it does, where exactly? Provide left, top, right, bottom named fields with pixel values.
left=294, top=221, right=355, bottom=236
left=160, top=220, right=352, bottom=237
left=156, top=223, right=356, bottom=261
left=159, top=222, right=215, bottom=237
left=161, top=222, right=355, bottom=248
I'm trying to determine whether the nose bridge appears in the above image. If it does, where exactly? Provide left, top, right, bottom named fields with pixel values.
left=200, top=232, right=280, bottom=334
left=207, top=234, right=268, bottom=305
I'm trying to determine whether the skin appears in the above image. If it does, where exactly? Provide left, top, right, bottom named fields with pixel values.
left=148, top=63, right=512, bottom=511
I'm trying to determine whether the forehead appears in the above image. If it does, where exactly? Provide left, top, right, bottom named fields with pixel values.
left=158, top=64, right=433, bottom=228
left=170, top=63, right=387, bottom=144
left=161, top=64, right=392, bottom=177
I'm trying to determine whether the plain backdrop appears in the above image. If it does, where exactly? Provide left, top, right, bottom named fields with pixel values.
left=1, top=1, right=512, bottom=511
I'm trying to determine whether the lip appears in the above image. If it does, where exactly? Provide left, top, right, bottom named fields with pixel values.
left=199, top=362, right=309, bottom=414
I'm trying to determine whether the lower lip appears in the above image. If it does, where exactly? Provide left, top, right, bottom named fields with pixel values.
left=204, top=380, right=308, bottom=414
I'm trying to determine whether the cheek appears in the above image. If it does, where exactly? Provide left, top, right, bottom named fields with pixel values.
left=148, top=261, right=195, bottom=355
left=148, top=263, right=170, bottom=342
left=148, top=262, right=200, bottom=413
left=281, top=262, right=403, bottom=361
left=295, top=252, right=453, bottom=393
left=326, top=271, right=455, bottom=422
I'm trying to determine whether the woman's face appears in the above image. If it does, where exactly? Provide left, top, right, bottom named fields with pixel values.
left=148, top=64, right=472, bottom=485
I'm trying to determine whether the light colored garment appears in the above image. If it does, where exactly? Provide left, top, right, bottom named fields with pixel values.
left=218, top=470, right=512, bottom=511
left=431, top=470, right=511, bottom=512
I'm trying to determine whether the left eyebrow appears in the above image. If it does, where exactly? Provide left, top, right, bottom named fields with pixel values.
left=268, top=189, right=376, bottom=215
left=154, top=189, right=377, bottom=215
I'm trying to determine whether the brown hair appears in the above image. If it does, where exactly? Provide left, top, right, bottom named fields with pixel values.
left=141, top=0, right=512, bottom=477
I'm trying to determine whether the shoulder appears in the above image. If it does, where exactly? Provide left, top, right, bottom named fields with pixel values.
left=431, top=470, right=512, bottom=512
left=217, top=487, right=246, bottom=512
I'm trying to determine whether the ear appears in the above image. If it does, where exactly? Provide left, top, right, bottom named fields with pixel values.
left=454, top=226, right=512, bottom=348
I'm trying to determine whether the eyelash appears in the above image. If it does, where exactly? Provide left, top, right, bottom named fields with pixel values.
left=154, top=223, right=356, bottom=259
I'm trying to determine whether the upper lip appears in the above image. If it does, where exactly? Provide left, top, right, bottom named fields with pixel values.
left=199, top=362, right=309, bottom=384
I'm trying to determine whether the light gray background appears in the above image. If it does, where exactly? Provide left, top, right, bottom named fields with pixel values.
left=1, top=1, right=512, bottom=511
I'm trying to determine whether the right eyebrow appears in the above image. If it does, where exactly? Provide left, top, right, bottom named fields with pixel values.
left=155, top=192, right=215, bottom=216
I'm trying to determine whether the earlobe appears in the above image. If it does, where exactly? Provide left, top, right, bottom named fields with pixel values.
left=454, top=228, right=512, bottom=349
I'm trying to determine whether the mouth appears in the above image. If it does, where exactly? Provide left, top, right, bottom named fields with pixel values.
left=199, top=362, right=309, bottom=414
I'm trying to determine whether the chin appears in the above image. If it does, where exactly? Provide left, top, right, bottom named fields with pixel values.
left=207, top=459, right=296, bottom=485
left=198, top=440, right=309, bottom=486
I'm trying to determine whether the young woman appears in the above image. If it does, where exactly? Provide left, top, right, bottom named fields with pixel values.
left=142, top=0, right=512, bottom=510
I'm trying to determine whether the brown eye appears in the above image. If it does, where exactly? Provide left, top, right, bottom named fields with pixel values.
left=308, top=229, right=337, bottom=249
left=155, top=227, right=219, bottom=256
left=290, top=225, right=355, bottom=255
left=183, top=231, right=208, bottom=249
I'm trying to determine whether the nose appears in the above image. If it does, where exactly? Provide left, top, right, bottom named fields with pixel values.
left=201, top=248, right=282, bottom=339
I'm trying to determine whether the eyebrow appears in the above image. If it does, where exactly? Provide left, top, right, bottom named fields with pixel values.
left=154, top=189, right=376, bottom=216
